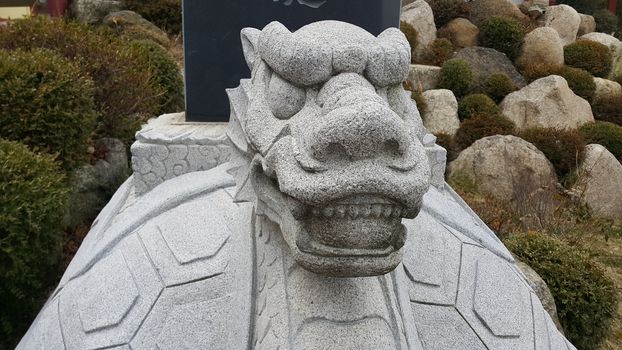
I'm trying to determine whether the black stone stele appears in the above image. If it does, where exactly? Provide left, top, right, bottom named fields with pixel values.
left=182, top=0, right=402, bottom=122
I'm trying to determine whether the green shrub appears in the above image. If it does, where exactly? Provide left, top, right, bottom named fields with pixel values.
left=505, top=232, right=617, bottom=350
left=400, top=21, right=418, bottom=57
left=519, top=128, right=586, bottom=178
left=0, top=17, right=162, bottom=144
left=425, top=0, right=470, bottom=28
left=123, top=0, right=182, bottom=34
left=439, top=58, right=473, bottom=98
left=457, top=93, right=499, bottom=121
left=564, top=40, right=612, bottom=78
left=0, top=140, right=69, bottom=349
left=593, top=8, right=619, bottom=34
left=484, top=73, right=518, bottom=103
left=592, top=94, right=622, bottom=126
left=558, top=66, right=597, bottom=102
left=426, top=38, right=454, bottom=66
left=0, top=49, right=96, bottom=170
left=129, top=40, right=184, bottom=115
left=455, top=113, right=516, bottom=149
left=478, top=16, right=525, bottom=61
left=520, top=63, right=563, bottom=82
left=580, top=121, right=622, bottom=162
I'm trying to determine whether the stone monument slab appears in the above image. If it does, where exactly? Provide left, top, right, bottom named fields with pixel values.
left=182, top=0, right=402, bottom=122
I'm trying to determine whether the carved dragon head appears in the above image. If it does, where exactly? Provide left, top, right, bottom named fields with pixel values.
left=227, top=21, right=431, bottom=277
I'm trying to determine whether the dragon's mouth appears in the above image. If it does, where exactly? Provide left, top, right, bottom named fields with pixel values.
left=284, top=195, right=417, bottom=276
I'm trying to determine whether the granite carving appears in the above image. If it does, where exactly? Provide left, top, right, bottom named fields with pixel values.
left=19, top=21, right=576, bottom=349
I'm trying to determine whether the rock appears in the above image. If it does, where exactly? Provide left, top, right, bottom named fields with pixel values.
left=577, top=14, right=596, bottom=36
left=517, top=27, right=564, bottom=68
left=401, top=0, right=437, bottom=61
left=71, top=0, right=121, bottom=24
left=438, top=18, right=479, bottom=49
left=64, top=138, right=129, bottom=228
left=515, top=260, right=564, bottom=333
left=448, top=135, right=558, bottom=203
left=407, top=64, right=441, bottom=91
left=580, top=32, right=622, bottom=48
left=500, top=75, right=594, bottom=130
left=421, top=89, right=460, bottom=136
left=544, top=5, right=581, bottom=46
left=103, top=10, right=170, bottom=47
left=573, top=144, right=622, bottom=220
left=608, top=43, right=622, bottom=81
left=467, top=0, right=528, bottom=27
left=593, top=78, right=622, bottom=103
left=455, top=47, right=527, bottom=89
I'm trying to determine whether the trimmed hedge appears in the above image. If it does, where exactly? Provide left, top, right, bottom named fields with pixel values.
left=0, top=49, right=96, bottom=170
left=0, top=140, right=69, bottom=349
left=580, top=121, right=622, bottom=162
left=564, top=40, right=612, bottom=78
left=457, top=93, right=499, bottom=121
left=0, top=17, right=162, bottom=144
left=455, top=113, right=516, bottom=149
left=129, top=40, right=184, bottom=115
left=484, top=73, right=518, bottom=103
left=520, top=63, right=563, bottom=83
left=519, top=128, right=586, bottom=178
left=505, top=232, right=617, bottom=350
left=592, top=94, right=622, bottom=126
left=439, top=58, right=473, bottom=98
left=478, top=16, right=525, bottom=61
left=123, top=0, right=182, bottom=34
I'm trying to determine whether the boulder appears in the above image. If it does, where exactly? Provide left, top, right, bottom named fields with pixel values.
left=64, top=138, right=129, bottom=228
left=500, top=75, right=594, bottom=130
left=467, top=0, right=528, bottom=27
left=421, top=89, right=460, bottom=136
left=71, top=0, right=121, bottom=24
left=573, top=144, right=622, bottom=220
left=438, top=18, right=479, bottom=49
left=593, top=77, right=622, bottom=103
left=544, top=5, right=581, bottom=46
left=608, top=43, right=622, bottom=81
left=455, top=47, right=527, bottom=89
left=577, top=14, right=596, bottom=36
left=103, top=10, right=170, bottom=47
left=517, top=27, right=564, bottom=68
left=407, top=64, right=441, bottom=91
left=515, top=260, right=564, bottom=333
left=448, top=135, right=558, bottom=203
left=401, top=0, right=436, bottom=61
left=580, top=32, right=622, bottom=49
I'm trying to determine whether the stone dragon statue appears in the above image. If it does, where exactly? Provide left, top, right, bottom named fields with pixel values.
left=19, top=21, right=575, bottom=349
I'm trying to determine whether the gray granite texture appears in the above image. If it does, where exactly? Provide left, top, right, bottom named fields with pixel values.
left=19, top=20, right=576, bottom=349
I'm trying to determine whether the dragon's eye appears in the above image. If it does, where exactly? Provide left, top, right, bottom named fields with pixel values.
left=267, top=73, right=306, bottom=119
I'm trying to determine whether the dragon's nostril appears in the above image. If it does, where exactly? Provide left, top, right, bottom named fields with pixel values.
left=383, top=139, right=401, bottom=157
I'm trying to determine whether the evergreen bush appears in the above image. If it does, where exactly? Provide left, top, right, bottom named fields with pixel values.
left=593, top=8, right=619, bottom=34
left=439, top=58, right=473, bottom=98
left=580, top=121, right=622, bottom=162
left=426, top=38, right=454, bottom=66
left=479, top=16, right=525, bottom=61
left=519, top=128, right=586, bottom=178
left=558, top=66, right=597, bottom=102
left=454, top=113, right=516, bottom=149
left=0, top=17, right=162, bottom=144
left=457, top=93, right=499, bottom=121
left=483, top=73, right=518, bottom=103
left=0, top=140, right=69, bottom=349
left=564, top=40, right=612, bottom=78
left=425, top=0, right=470, bottom=28
left=0, top=49, right=96, bottom=170
left=505, top=231, right=617, bottom=350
